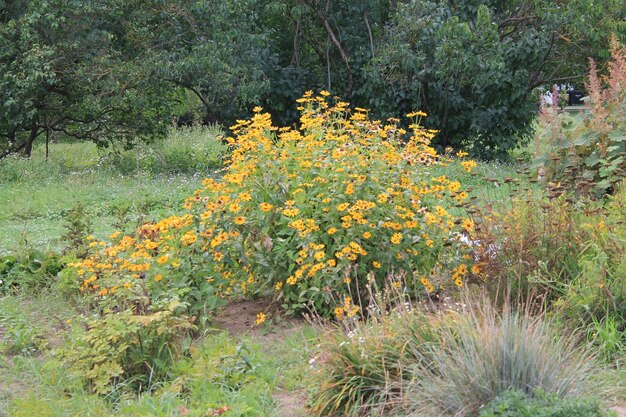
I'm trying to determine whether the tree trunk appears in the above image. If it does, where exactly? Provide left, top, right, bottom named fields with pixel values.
left=22, top=125, right=39, bottom=158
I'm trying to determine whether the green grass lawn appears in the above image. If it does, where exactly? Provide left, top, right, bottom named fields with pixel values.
left=0, top=126, right=226, bottom=254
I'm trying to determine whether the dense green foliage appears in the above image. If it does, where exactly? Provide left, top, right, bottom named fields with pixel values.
left=480, top=390, right=612, bottom=417
left=1, top=0, right=625, bottom=158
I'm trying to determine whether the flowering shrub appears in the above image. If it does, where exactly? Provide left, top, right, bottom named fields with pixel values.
left=533, top=37, right=626, bottom=197
left=70, top=92, right=476, bottom=322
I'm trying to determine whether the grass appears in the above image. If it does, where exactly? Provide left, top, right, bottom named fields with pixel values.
left=0, top=292, right=318, bottom=417
left=0, top=125, right=226, bottom=254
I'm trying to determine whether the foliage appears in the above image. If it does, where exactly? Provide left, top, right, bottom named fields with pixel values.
left=3, top=0, right=624, bottom=159
left=470, top=177, right=625, bottom=365
left=479, top=389, right=613, bottom=417
left=471, top=190, right=590, bottom=300
left=0, top=305, right=46, bottom=355
left=0, top=245, right=64, bottom=295
left=553, top=184, right=626, bottom=365
left=0, top=0, right=172, bottom=158
left=61, top=203, right=93, bottom=258
left=60, top=301, right=196, bottom=394
left=313, top=299, right=602, bottom=417
left=408, top=301, right=599, bottom=417
left=533, top=38, right=626, bottom=197
left=70, top=93, right=477, bottom=319
left=311, top=300, right=439, bottom=416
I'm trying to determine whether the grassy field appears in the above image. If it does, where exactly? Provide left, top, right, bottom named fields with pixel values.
left=0, top=126, right=226, bottom=254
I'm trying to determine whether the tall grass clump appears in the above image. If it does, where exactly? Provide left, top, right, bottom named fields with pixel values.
left=410, top=300, right=599, bottom=417
left=313, top=297, right=604, bottom=417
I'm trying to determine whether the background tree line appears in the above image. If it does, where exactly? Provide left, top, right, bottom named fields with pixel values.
left=1, top=0, right=625, bottom=159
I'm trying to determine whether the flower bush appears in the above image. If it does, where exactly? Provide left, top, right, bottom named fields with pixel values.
left=533, top=37, right=626, bottom=198
left=70, top=92, right=476, bottom=322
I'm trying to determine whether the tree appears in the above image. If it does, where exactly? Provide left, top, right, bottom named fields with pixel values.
left=0, top=0, right=172, bottom=158
left=368, top=0, right=626, bottom=158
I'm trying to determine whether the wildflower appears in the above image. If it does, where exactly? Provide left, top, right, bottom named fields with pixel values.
left=391, top=233, right=403, bottom=244
left=255, top=312, right=267, bottom=325
left=327, top=227, right=338, bottom=235
left=259, top=202, right=273, bottom=212
left=373, top=261, right=381, bottom=269
left=155, top=274, right=163, bottom=282
left=362, top=231, right=372, bottom=239
left=462, top=218, right=474, bottom=231
left=234, top=216, right=246, bottom=225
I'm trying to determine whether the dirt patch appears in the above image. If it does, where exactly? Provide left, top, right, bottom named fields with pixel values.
left=275, top=390, right=309, bottom=417
left=211, top=298, right=272, bottom=336
left=213, top=298, right=312, bottom=416
left=612, top=405, right=626, bottom=417
left=212, top=297, right=303, bottom=340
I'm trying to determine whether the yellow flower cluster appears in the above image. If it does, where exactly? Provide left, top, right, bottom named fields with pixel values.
left=70, top=92, right=478, bottom=318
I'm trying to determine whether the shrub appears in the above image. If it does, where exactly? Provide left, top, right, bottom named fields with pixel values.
left=471, top=181, right=626, bottom=365
left=0, top=246, right=64, bottom=295
left=470, top=190, right=590, bottom=301
left=60, top=301, right=195, bottom=394
left=479, top=389, right=613, bottom=417
left=313, top=299, right=602, bottom=417
left=533, top=37, right=626, bottom=198
left=70, top=92, right=477, bottom=320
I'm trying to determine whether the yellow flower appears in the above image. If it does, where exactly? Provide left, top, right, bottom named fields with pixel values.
left=275, top=282, right=283, bottom=291
left=259, top=202, right=273, bottom=212
left=373, top=261, right=381, bottom=269
left=234, top=216, right=246, bottom=225
left=461, top=160, right=477, bottom=173
left=362, top=231, right=372, bottom=239
left=155, top=274, right=163, bottom=282
left=462, top=218, right=474, bottom=231
left=390, top=233, right=403, bottom=244
left=255, top=312, right=267, bottom=325
left=327, top=227, right=338, bottom=235
left=109, top=231, right=121, bottom=240
left=229, top=203, right=241, bottom=213
left=314, top=251, right=325, bottom=261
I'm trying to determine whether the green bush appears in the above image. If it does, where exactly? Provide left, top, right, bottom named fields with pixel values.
left=0, top=246, right=65, bottom=295
left=479, top=389, right=613, bottom=417
left=60, top=301, right=195, bottom=394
